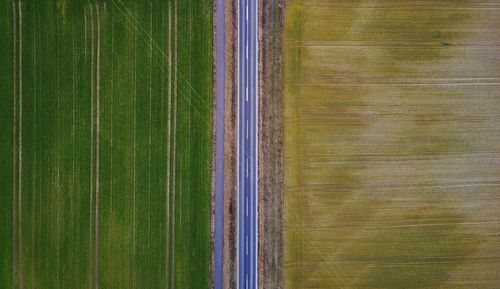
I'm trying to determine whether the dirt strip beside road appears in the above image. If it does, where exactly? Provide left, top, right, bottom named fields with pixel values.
left=223, top=0, right=238, bottom=288
left=258, top=0, right=284, bottom=288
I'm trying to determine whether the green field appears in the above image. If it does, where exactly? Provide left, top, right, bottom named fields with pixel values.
left=284, top=1, right=500, bottom=288
left=0, top=0, right=212, bottom=288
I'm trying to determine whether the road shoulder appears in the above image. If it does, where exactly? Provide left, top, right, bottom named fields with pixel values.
left=258, top=0, right=284, bottom=288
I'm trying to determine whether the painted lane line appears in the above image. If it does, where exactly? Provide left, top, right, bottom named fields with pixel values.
left=238, top=0, right=258, bottom=287
left=236, top=0, right=241, bottom=287
left=254, top=3, right=259, bottom=289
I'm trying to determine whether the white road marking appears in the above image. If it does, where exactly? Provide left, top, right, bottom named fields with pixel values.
left=254, top=1, right=260, bottom=288
left=238, top=0, right=259, bottom=288
left=236, top=2, right=241, bottom=285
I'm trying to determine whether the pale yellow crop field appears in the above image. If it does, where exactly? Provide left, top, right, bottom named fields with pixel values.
left=283, top=1, right=500, bottom=288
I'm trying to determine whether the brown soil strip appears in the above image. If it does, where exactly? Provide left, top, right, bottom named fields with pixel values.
left=258, top=0, right=284, bottom=288
left=222, top=0, right=238, bottom=288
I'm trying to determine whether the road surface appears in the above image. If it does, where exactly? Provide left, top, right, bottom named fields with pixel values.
left=237, top=0, right=258, bottom=288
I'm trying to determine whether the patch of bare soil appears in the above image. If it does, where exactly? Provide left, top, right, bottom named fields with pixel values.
left=258, top=0, right=284, bottom=288
left=223, top=0, right=238, bottom=288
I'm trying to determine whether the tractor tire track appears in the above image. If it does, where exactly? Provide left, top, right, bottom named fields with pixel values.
left=11, top=1, right=18, bottom=288
left=132, top=2, right=137, bottom=287
left=170, top=1, right=178, bottom=287
left=56, top=6, right=61, bottom=289
left=16, top=2, right=24, bottom=288
left=88, top=5, right=95, bottom=289
left=147, top=3, right=153, bottom=288
left=32, top=8, right=38, bottom=289
left=165, top=2, right=172, bottom=288
left=95, top=4, right=101, bottom=289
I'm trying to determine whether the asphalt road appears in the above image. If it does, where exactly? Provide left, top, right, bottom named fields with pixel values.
left=237, top=0, right=258, bottom=288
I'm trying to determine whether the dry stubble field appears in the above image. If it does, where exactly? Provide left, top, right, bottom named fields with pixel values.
left=284, top=1, right=500, bottom=288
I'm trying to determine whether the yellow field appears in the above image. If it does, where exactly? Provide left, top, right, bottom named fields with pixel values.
left=283, top=1, right=500, bottom=288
